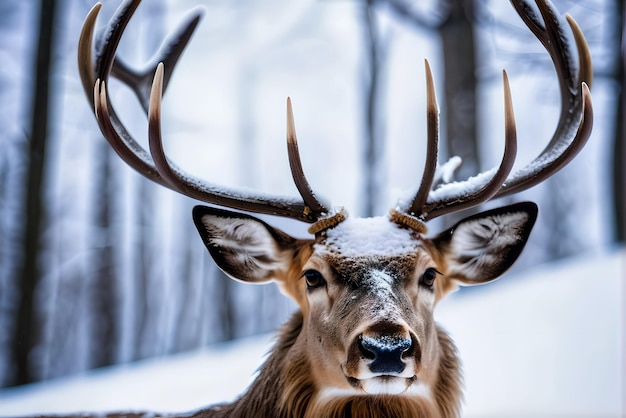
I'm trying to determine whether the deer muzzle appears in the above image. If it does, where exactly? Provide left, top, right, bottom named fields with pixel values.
left=343, top=323, right=420, bottom=395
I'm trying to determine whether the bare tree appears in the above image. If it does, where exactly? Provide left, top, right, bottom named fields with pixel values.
left=383, top=0, right=480, bottom=177
left=360, top=0, right=479, bottom=217
left=361, top=0, right=386, bottom=217
left=614, top=0, right=625, bottom=243
left=10, top=0, right=59, bottom=386
left=89, top=138, right=119, bottom=368
left=438, top=0, right=479, bottom=180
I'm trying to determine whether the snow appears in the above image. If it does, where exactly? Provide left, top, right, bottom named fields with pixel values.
left=0, top=247, right=622, bottom=417
left=434, top=156, right=463, bottom=185
left=0, top=334, right=271, bottom=415
left=427, top=167, right=498, bottom=203
left=361, top=335, right=410, bottom=352
left=319, top=215, right=419, bottom=257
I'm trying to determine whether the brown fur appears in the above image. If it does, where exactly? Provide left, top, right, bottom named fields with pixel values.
left=187, top=312, right=461, bottom=418
left=176, top=203, right=535, bottom=418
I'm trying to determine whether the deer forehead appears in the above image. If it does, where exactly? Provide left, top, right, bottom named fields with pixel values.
left=315, top=216, right=422, bottom=258
left=307, top=216, right=434, bottom=291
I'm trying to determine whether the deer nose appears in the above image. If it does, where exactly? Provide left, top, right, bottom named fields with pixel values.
left=358, top=334, right=413, bottom=374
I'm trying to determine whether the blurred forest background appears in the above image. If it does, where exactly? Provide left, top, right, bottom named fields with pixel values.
left=0, top=0, right=623, bottom=388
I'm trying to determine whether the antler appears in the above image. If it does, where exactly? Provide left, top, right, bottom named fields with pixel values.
left=399, top=0, right=593, bottom=222
left=79, top=0, right=593, bottom=230
left=78, top=0, right=329, bottom=223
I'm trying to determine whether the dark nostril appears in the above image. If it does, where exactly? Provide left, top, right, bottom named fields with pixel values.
left=358, top=335, right=412, bottom=374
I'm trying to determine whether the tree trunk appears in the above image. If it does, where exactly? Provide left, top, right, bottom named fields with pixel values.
left=362, top=0, right=384, bottom=217
left=134, top=179, right=154, bottom=360
left=438, top=0, right=479, bottom=180
left=10, top=0, right=58, bottom=386
left=614, top=1, right=625, bottom=243
left=90, top=141, right=118, bottom=368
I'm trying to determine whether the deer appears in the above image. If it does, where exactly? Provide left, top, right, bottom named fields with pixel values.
left=74, top=0, right=592, bottom=417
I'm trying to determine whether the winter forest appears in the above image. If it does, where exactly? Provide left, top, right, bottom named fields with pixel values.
left=0, top=0, right=623, bottom=394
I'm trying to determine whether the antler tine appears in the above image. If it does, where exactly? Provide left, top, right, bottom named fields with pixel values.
left=286, top=98, right=330, bottom=218
left=496, top=82, right=592, bottom=198
left=566, top=14, right=593, bottom=90
left=422, top=71, right=518, bottom=220
left=405, top=60, right=439, bottom=217
left=111, top=9, right=203, bottom=114
left=79, top=1, right=201, bottom=114
left=147, top=65, right=313, bottom=219
left=400, top=0, right=592, bottom=222
left=93, top=79, right=169, bottom=187
left=77, top=2, right=100, bottom=109
left=81, top=1, right=170, bottom=188
left=80, top=0, right=322, bottom=222
left=492, top=1, right=593, bottom=198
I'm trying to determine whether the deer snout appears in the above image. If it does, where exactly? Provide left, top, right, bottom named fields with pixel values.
left=343, top=325, right=420, bottom=394
left=358, top=334, right=414, bottom=374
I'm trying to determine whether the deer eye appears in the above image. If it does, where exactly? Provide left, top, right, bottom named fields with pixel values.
left=303, top=269, right=326, bottom=290
left=420, top=268, right=440, bottom=290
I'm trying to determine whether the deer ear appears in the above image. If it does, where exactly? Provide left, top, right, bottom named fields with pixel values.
left=433, top=202, right=537, bottom=285
left=192, top=206, right=298, bottom=283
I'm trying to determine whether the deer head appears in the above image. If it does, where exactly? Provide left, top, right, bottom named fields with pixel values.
left=78, top=0, right=592, bottom=416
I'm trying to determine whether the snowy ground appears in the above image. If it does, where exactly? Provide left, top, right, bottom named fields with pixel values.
left=0, top=247, right=623, bottom=417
